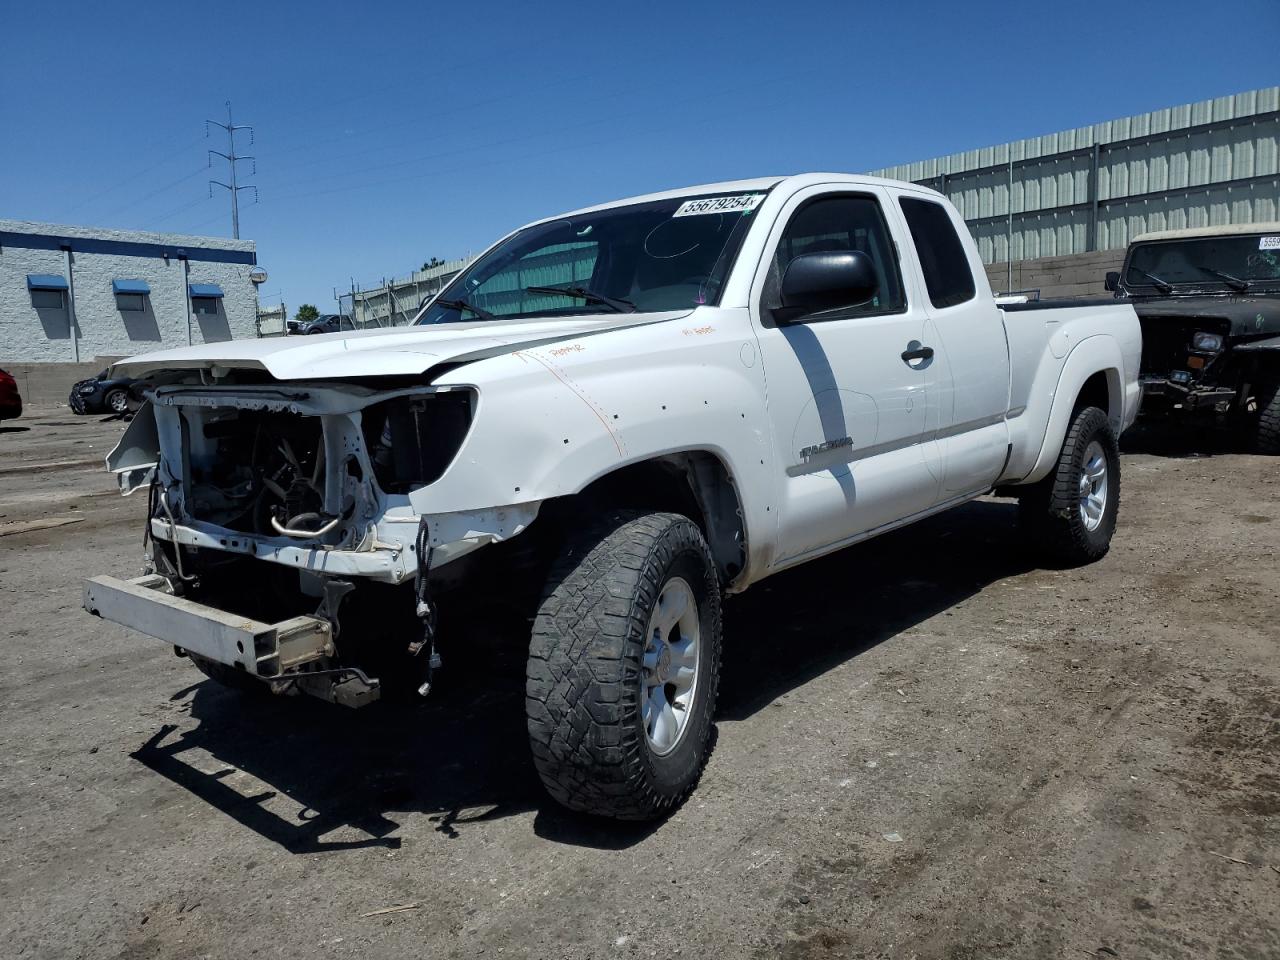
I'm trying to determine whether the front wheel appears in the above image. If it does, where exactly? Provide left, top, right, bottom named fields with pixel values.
left=1252, top=380, right=1280, bottom=455
left=1018, top=405, right=1120, bottom=566
left=526, top=511, right=722, bottom=820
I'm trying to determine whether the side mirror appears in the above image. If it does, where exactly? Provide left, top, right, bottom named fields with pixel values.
left=1104, top=271, right=1120, bottom=292
left=777, top=250, right=879, bottom=322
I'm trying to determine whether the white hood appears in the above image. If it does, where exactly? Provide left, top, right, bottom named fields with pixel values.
left=112, top=311, right=687, bottom=381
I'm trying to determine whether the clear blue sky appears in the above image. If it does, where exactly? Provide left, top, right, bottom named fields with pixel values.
left=2, top=0, right=1276, bottom=313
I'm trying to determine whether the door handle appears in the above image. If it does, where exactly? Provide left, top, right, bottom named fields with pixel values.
left=901, top=345, right=934, bottom=363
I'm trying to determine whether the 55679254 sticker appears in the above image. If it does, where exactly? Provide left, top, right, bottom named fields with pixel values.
left=673, top=194, right=765, bottom=218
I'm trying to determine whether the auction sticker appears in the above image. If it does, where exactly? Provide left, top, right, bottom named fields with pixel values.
left=1260, top=236, right=1280, bottom=250
left=673, top=194, right=765, bottom=217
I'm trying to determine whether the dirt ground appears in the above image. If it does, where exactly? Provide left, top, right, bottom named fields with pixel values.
left=1, top=408, right=1277, bottom=960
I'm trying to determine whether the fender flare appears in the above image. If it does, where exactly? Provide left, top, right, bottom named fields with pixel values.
left=1023, top=335, right=1127, bottom=484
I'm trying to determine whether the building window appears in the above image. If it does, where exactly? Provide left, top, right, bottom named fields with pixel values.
left=188, top=282, right=224, bottom=317
left=32, top=288, right=66, bottom=309
left=27, top=274, right=69, bottom=309
left=113, top=279, right=150, bottom=312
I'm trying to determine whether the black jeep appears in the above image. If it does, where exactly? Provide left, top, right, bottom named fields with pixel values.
left=1107, top=224, right=1280, bottom=452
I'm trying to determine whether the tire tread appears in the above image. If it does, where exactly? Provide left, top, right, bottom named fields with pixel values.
left=525, top=510, right=721, bottom=820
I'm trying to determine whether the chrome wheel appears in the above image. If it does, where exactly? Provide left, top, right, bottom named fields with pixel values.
left=107, top=390, right=129, bottom=413
left=641, top=576, right=700, bottom=757
left=1078, top=440, right=1108, bottom=531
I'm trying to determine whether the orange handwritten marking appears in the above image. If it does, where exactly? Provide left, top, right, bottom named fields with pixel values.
left=548, top=343, right=585, bottom=357
left=681, top=326, right=715, bottom=336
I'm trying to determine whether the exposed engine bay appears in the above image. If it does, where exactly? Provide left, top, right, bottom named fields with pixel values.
left=96, top=379, right=540, bottom=706
left=185, top=409, right=332, bottom=537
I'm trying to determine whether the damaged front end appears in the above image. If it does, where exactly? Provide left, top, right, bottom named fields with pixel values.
left=1136, top=315, right=1239, bottom=414
left=85, top=378, right=538, bottom=706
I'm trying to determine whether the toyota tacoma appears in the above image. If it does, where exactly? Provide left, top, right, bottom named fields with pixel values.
left=84, top=174, right=1142, bottom=819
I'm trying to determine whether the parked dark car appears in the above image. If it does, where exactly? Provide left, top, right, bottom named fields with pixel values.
left=299, top=314, right=354, bottom=335
left=1107, top=223, right=1280, bottom=452
left=69, top=369, right=139, bottom=415
left=0, top=367, right=22, bottom=421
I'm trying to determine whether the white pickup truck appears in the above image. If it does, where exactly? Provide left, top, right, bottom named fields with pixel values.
left=85, top=174, right=1141, bottom=820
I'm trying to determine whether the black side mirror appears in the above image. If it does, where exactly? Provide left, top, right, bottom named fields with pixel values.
left=777, top=250, right=879, bottom=322
left=1104, top=271, right=1120, bottom=292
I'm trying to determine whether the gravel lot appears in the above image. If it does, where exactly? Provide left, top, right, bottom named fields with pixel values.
left=2, top=409, right=1277, bottom=960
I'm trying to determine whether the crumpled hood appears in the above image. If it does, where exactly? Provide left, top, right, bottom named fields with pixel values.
left=111, top=310, right=688, bottom=380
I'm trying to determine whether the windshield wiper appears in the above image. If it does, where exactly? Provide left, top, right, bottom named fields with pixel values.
left=1135, top=269, right=1173, bottom=294
left=1195, top=265, right=1250, bottom=292
left=430, top=297, right=498, bottom=322
left=524, top=285, right=637, bottom=313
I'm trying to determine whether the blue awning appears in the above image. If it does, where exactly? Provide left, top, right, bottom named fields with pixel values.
left=113, top=279, right=151, bottom=295
left=188, top=283, right=224, bottom=298
left=27, top=274, right=68, bottom=291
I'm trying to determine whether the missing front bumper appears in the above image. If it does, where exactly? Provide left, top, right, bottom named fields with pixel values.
left=83, top=574, right=381, bottom=707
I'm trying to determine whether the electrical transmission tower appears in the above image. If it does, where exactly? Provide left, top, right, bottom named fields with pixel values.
left=207, top=101, right=257, bottom=239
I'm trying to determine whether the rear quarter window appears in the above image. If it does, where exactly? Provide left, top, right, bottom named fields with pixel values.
left=898, top=197, right=976, bottom=309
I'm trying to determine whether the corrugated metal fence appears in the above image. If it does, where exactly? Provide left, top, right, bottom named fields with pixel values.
left=872, top=87, right=1279, bottom=264
left=347, top=257, right=474, bottom=328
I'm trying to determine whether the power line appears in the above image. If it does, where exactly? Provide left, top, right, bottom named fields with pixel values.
left=63, top=133, right=206, bottom=217
left=98, top=165, right=207, bottom=222
left=148, top=194, right=213, bottom=229
left=207, top=101, right=257, bottom=239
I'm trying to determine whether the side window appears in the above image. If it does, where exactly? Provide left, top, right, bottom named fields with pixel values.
left=770, top=194, right=905, bottom=319
left=191, top=296, right=220, bottom=316
left=898, top=197, right=976, bottom=309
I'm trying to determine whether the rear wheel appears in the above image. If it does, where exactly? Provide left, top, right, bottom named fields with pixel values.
left=1018, top=405, right=1120, bottom=566
left=526, top=511, right=722, bottom=820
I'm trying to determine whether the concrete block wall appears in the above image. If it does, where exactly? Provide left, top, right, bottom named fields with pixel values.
left=2, top=359, right=126, bottom=407
left=0, top=220, right=259, bottom=365
left=985, top=249, right=1125, bottom=300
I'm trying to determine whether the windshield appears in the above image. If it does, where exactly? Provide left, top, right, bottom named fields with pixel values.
left=1125, top=234, right=1280, bottom=290
left=415, top=190, right=768, bottom=324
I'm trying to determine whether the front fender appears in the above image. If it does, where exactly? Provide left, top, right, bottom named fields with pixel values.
left=412, top=310, right=773, bottom=564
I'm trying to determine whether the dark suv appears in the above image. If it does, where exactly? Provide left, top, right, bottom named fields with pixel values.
left=69, top=369, right=139, bottom=415
left=1107, top=224, right=1280, bottom=452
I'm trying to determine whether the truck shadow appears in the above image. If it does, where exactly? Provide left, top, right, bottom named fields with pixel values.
left=1119, top=419, right=1247, bottom=458
left=131, top=499, right=1029, bottom=854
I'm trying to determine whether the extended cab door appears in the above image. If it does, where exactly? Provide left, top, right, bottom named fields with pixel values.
left=750, top=186, right=944, bottom=567
left=895, top=192, right=1011, bottom=501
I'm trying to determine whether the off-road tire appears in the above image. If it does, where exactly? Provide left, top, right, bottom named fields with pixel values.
left=526, top=511, right=722, bottom=820
left=1018, top=405, right=1120, bottom=566
left=1252, top=380, right=1280, bottom=455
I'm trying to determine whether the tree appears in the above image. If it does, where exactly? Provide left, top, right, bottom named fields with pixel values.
left=422, top=257, right=446, bottom=272
left=293, top=304, right=319, bottom=323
